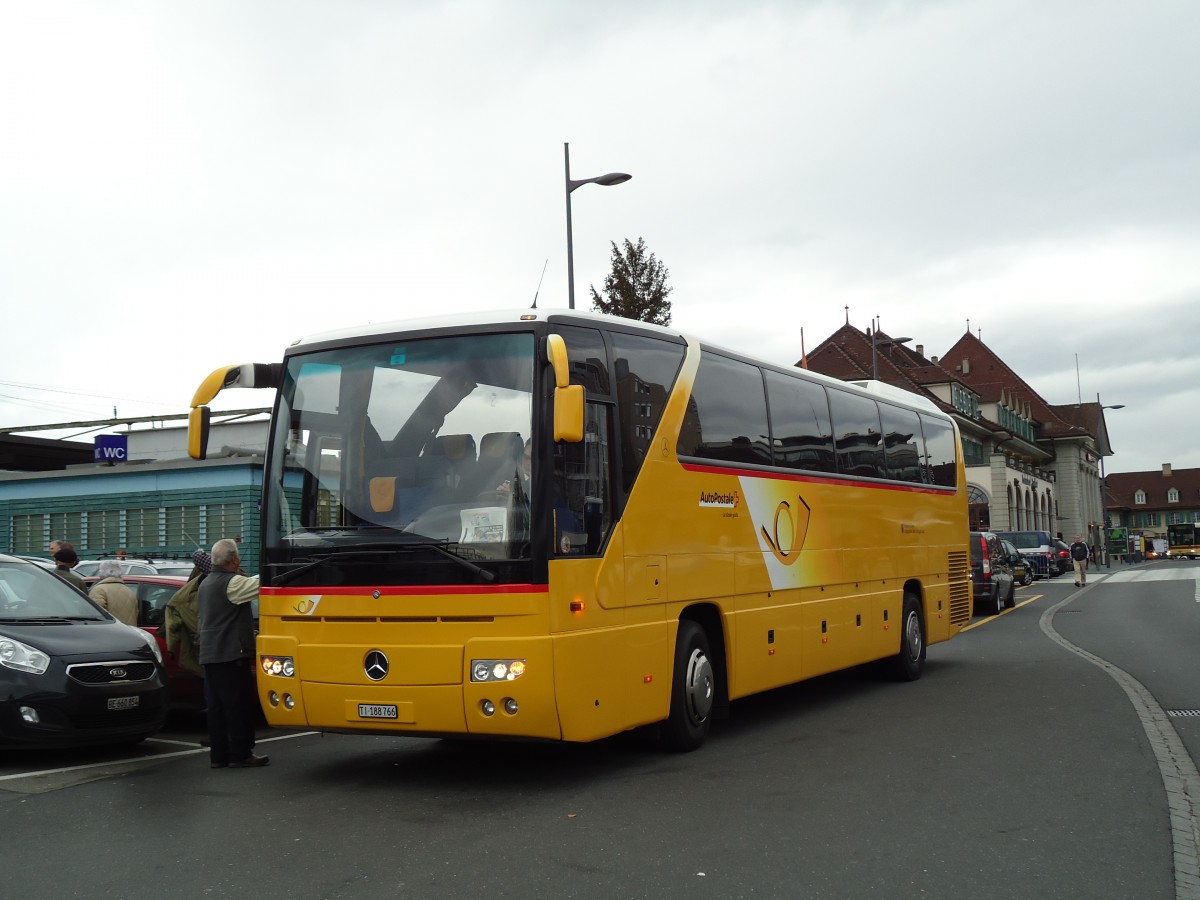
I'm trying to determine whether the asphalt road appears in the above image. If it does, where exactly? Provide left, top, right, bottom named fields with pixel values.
left=2, top=560, right=1197, bottom=899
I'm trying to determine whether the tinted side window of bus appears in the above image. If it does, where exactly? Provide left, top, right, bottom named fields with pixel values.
left=608, top=332, right=686, bottom=491
left=828, top=389, right=884, bottom=478
left=763, top=371, right=835, bottom=473
left=919, top=413, right=958, bottom=487
left=678, top=352, right=770, bottom=466
left=554, top=325, right=609, bottom=394
left=879, top=403, right=922, bottom=482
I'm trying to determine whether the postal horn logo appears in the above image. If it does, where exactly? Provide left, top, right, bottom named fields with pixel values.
left=760, top=495, right=812, bottom=566
left=292, top=596, right=320, bottom=615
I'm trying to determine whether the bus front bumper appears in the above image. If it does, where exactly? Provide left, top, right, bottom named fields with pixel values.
left=255, top=635, right=562, bottom=740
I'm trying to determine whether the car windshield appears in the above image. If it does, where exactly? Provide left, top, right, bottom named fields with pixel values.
left=0, top=560, right=108, bottom=620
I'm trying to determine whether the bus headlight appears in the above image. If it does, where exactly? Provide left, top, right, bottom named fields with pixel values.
left=471, top=659, right=526, bottom=682
left=261, top=655, right=295, bottom=677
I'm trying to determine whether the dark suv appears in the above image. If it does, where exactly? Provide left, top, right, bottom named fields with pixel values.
left=994, top=530, right=1057, bottom=578
left=970, top=531, right=1015, bottom=616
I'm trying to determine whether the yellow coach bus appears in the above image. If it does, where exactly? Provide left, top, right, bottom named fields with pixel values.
left=189, top=310, right=970, bottom=750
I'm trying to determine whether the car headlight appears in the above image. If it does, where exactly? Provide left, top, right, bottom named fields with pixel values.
left=0, top=636, right=51, bottom=675
left=132, top=625, right=164, bottom=665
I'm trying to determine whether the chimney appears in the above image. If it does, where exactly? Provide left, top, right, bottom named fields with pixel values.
left=930, top=355, right=939, bottom=365
left=915, top=344, right=924, bottom=358
left=1163, top=463, right=1173, bottom=477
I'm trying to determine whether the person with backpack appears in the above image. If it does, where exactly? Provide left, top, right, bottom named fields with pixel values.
left=1070, top=534, right=1091, bottom=587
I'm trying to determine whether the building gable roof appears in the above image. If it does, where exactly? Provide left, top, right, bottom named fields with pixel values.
left=1104, top=466, right=1200, bottom=511
left=803, top=323, right=965, bottom=416
left=940, top=331, right=1093, bottom=442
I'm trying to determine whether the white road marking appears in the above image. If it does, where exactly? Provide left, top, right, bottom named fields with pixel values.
left=1101, top=567, right=1200, bottom=585
left=0, top=731, right=315, bottom=782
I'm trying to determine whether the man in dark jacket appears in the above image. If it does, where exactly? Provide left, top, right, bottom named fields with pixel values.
left=199, top=539, right=267, bottom=769
left=52, top=546, right=87, bottom=591
left=1069, top=534, right=1091, bottom=587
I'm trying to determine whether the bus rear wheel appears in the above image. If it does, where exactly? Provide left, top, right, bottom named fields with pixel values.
left=662, top=620, right=715, bottom=752
left=890, top=592, right=926, bottom=681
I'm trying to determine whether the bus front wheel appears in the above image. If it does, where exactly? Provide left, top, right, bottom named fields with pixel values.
left=890, top=593, right=926, bottom=682
left=662, top=620, right=715, bottom=752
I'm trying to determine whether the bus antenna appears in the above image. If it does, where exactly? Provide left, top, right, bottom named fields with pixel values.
left=531, top=259, right=548, bottom=309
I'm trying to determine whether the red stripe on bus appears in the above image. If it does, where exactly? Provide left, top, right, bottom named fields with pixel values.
left=262, top=583, right=549, bottom=597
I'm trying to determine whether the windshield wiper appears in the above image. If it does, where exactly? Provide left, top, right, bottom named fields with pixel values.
left=271, top=542, right=495, bottom=587
left=270, top=550, right=381, bottom=587
left=419, top=542, right=496, bottom=583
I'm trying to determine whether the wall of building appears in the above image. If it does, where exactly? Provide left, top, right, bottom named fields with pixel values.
left=0, top=456, right=266, bottom=572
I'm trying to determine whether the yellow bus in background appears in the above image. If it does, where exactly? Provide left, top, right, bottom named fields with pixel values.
left=189, top=310, right=970, bottom=750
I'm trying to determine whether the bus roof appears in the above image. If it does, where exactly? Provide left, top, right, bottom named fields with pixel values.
left=286, top=308, right=944, bottom=417
left=286, top=308, right=683, bottom=352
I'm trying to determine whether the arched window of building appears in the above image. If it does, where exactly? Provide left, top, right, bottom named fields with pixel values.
left=967, top=484, right=990, bottom=530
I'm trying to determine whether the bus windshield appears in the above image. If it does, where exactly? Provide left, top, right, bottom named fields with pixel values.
left=263, top=330, right=536, bottom=586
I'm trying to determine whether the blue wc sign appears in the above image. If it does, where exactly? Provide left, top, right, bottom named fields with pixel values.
left=94, top=434, right=129, bottom=464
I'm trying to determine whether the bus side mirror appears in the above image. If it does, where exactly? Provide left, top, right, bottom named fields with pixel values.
left=554, top=385, right=584, bottom=443
left=188, top=406, right=211, bottom=460
left=547, top=334, right=583, bottom=443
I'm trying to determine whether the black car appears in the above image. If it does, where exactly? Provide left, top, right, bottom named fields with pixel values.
left=969, top=531, right=1015, bottom=616
left=1000, top=539, right=1034, bottom=586
left=0, top=555, right=169, bottom=748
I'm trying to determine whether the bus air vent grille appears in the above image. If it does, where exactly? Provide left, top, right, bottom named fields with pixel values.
left=946, top=550, right=971, bottom=626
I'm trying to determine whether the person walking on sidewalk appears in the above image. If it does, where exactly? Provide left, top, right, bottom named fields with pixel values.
left=198, top=538, right=269, bottom=769
left=1070, top=534, right=1091, bottom=587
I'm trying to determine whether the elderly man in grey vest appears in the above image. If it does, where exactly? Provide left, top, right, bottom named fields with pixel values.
left=199, top=538, right=268, bottom=768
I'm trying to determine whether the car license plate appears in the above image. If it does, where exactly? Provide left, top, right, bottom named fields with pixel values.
left=358, top=703, right=398, bottom=719
left=108, top=696, right=139, bottom=711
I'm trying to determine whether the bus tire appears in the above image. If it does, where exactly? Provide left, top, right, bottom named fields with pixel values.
left=662, top=620, right=715, bottom=752
left=890, top=592, right=926, bottom=682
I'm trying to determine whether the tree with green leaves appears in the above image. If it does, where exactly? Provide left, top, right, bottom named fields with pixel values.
left=588, top=237, right=672, bottom=326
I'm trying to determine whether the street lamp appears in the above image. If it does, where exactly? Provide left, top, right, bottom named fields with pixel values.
left=564, top=142, right=631, bottom=310
left=870, top=324, right=911, bottom=380
left=1098, top=397, right=1125, bottom=567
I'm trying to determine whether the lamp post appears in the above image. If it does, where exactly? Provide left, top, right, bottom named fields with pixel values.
left=564, top=143, right=631, bottom=310
left=1098, top=397, right=1125, bottom=567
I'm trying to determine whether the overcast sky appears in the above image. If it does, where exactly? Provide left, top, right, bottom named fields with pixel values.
left=2, top=0, right=1196, bottom=475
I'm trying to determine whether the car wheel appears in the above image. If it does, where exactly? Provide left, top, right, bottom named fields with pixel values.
left=890, top=592, right=926, bottom=681
left=1022, top=570, right=1033, bottom=586
left=993, top=585, right=1004, bottom=616
left=1004, top=579, right=1016, bottom=609
left=661, top=620, right=714, bottom=752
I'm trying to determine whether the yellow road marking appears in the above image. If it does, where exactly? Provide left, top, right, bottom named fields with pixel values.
left=960, top=593, right=1043, bottom=632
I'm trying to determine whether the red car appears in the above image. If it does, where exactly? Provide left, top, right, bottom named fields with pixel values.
left=82, top=574, right=204, bottom=710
